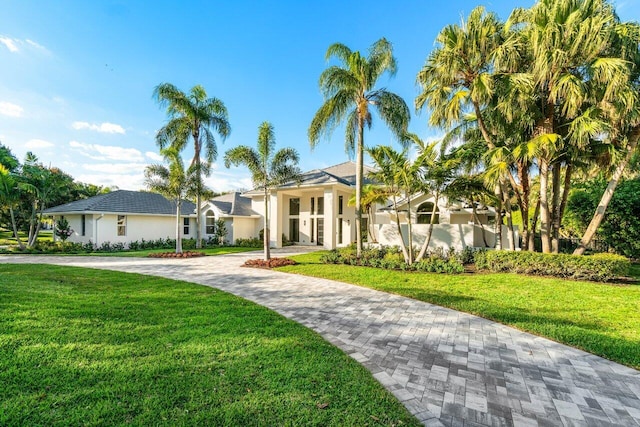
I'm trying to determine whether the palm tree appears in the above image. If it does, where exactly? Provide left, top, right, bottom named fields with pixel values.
left=506, top=0, right=630, bottom=252
left=415, top=6, right=524, bottom=252
left=144, top=147, right=196, bottom=254
left=224, top=122, right=300, bottom=260
left=154, top=83, right=231, bottom=249
left=348, top=184, right=389, bottom=243
left=309, top=38, right=410, bottom=258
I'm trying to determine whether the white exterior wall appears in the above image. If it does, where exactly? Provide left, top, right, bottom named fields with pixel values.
left=377, top=224, right=519, bottom=252
left=52, top=213, right=193, bottom=247
left=231, top=217, right=259, bottom=242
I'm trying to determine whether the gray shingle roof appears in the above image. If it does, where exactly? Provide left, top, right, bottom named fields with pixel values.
left=43, top=190, right=196, bottom=216
left=209, top=192, right=257, bottom=216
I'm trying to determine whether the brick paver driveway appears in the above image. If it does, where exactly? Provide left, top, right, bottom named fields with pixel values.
left=2, top=250, right=640, bottom=426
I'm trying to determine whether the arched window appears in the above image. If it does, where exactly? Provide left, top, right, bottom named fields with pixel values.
left=205, top=210, right=216, bottom=234
left=416, top=202, right=439, bottom=224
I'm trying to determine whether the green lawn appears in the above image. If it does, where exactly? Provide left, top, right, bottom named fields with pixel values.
left=0, top=229, right=52, bottom=245
left=278, top=252, right=640, bottom=369
left=0, top=264, right=419, bottom=427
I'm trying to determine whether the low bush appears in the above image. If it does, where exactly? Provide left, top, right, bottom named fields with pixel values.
left=474, top=250, right=630, bottom=282
left=244, top=257, right=297, bottom=268
left=320, top=244, right=464, bottom=273
left=234, top=237, right=263, bottom=248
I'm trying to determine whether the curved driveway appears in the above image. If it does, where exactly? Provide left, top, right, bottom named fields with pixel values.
left=2, top=250, right=640, bottom=427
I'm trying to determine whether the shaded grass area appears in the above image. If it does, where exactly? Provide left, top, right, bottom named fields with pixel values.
left=0, top=229, right=52, bottom=245
left=0, top=264, right=419, bottom=427
left=278, top=252, right=640, bottom=369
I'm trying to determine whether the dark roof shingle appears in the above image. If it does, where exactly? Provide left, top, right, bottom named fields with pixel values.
left=43, top=190, right=196, bottom=216
left=209, top=192, right=256, bottom=216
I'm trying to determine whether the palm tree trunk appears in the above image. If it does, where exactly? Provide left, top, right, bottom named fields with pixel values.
left=195, top=181, right=202, bottom=249
left=264, top=188, right=270, bottom=260
left=471, top=199, right=489, bottom=247
left=518, top=162, right=530, bottom=250
left=558, top=164, right=572, bottom=236
left=355, top=122, right=364, bottom=258
left=574, top=129, right=639, bottom=255
left=494, top=186, right=503, bottom=250
left=175, top=201, right=183, bottom=254
left=406, top=197, right=414, bottom=265
left=391, top=195, right=410, bottom=263
left=550, top=162, right=562, bottom=253
left=9, top=206, right=24, bottom=250
left=529, top=198, right=540, bottom=251
left=539, top=158, right=552, bottom=253
left=416, top=191, right=439, bottom=262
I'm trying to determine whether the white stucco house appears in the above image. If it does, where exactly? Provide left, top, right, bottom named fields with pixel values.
left=200, top=192, right=261, bottom=244
left=44, top=190, right=197, bottom=246
left=242, top=161, right=374, bottom=250
left=375, top=192, right=519, bottom=251
left=44, top=162, right=516, bottom=251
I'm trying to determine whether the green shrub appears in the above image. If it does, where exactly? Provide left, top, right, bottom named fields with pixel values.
left=475, top=250, right=630, bottom=282
left=319, top=244, right=464, bottom=273
left=234, top=237, right=263, bottom=248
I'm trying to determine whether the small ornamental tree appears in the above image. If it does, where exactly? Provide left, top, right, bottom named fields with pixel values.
left=55, top=217, right=73, bottom=242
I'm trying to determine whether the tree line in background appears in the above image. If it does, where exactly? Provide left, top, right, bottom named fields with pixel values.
left=0, top=144, right=110, bottom=249
left=3, top=0, right=639, bottom=260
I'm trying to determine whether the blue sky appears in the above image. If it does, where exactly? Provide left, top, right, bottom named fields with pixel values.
left=1, top=0, right=637, bottom=192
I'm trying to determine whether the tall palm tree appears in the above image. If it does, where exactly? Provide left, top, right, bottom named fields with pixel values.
left=224, top=122, right=300, bottom=260
left=309, top=38, right=410, bottom=258
left=506, top=0, right=630, bottom=252
left=144, top=147, right=196, bottom=254
left=415, top=6, right=524, bottom=251
left=154, top=83, right=231, bottom=249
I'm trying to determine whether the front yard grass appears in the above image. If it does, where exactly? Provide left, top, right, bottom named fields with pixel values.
left=0, top=264, right=419, bottom=427
left=277, top=252, right=640, bottom=369
left=0, top=229, right=52, bottom=245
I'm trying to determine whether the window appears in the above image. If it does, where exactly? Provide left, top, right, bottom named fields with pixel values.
left=206, top=210, right=216, bottom=234
left=317, top=197, right=324, bottom=215
left=183, top=218, right=190, bottom=235
left=311, top=197, right=315, bottom=215
left=289, top=198, right=300, bottom=215
left=310, top=218, right=315, bottom=242
left=289, top=218, right=299, bottom=242
left=338, top=219, right=343, bottom=244
left=117, top=215, right=126, bottom=236
left=81, top=214, right=86, bottom=236
left=417, top=202, right=440, bottom=224
left=338, top=196, right=343, bottom=215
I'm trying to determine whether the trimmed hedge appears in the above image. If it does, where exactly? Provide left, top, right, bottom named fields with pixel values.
left=474, top=250, right=630, bottom=282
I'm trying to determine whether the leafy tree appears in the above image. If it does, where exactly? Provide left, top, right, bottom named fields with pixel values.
left=309, top=38, right=410, bottom=258
left=154, top=83, right=231, bottom=249
left=0, top=164, right=24, bottom=249
left=224, top=122, right=300, bottom=260
left=567, top=178, right=640, bottom=258
left=144, top=147, right=197, bottom=254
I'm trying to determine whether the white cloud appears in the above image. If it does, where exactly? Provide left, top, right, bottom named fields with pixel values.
left=0, top=101, right=24, bottom=117
left=75, top=173, right=145, bottom=191
left=0, top=36, right=49, bottom=54
left=72, top=121, right=126, bottom=134
left=204, top=173, right=253, bottom=193
left=25, top=139, right=54, bottom=149
left=69, top=141, right=144, bottom=162
left=145, top=151, right=164, bottom=162
left=0, top=36, right=19, bottom=52
left=81, top=162, right=147, bottom=174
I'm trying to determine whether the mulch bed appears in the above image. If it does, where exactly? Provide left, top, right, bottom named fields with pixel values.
left=147, top=251, right=206, bottom=258
left=243, top=258, right=297, bottom=268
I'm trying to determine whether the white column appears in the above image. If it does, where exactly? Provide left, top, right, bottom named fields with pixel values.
left=324, top=188, right=335, bottom=249
left=269, top=192, right=283, bottom=248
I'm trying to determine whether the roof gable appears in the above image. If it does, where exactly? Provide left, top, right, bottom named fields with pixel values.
left=207, top=192, right=257, bottom=216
